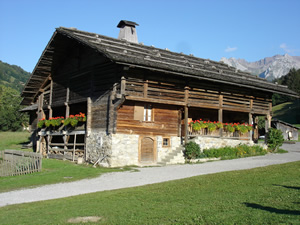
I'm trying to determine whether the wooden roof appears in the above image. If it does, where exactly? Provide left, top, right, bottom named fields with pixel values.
left=21, top=27, right=299, bottom=105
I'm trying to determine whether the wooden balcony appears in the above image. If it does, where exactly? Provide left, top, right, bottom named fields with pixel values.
left=187, top=125, right=251, bottom=140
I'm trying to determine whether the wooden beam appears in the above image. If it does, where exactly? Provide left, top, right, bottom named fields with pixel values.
left=249, top=112, right=253, bottom=141
left=22, top=90, right=38, bottom=93
left=126, top=96, right=185, bottom=106
left=121, top=76, right=126, bottom=95
left=86, top=97, right=92, bottom=136
left=49, top=79, right=53, bottom=105
left=184, top=105, right=188, bottom=145
left=143, top=80, right=148, bottom=98
left=218, top=94, right=223, bottom=137
left=184, top=86, right=189, bottom=145
left=65, top=87, right=70, bottom=118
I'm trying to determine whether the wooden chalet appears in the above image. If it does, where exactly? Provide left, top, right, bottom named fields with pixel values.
left=21, top=20, right=299, bottom=166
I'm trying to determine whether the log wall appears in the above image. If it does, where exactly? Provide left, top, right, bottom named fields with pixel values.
left=122, top=69, right=272, bottom=115
left=117, top=101, right=179, bottom=136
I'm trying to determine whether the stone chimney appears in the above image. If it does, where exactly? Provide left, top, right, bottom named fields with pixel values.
left=117, top=20, right=139, bottom=43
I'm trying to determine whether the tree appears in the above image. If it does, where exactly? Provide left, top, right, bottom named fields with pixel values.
left=0, top=85, right=28, bottom=131
left=272, top=68, right=300, bottom=106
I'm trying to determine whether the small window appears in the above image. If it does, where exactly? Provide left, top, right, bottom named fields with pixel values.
left=162, top=138, right=170, bottom=147
left=144, top=104, right=152, bottom=122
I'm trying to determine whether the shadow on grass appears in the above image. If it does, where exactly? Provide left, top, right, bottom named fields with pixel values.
left=273, top=184, right=300, bottom=190
left=244, top=203, right=300, bottom=215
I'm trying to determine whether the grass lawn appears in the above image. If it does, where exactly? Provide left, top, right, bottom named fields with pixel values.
left=0, top=161, right=299, bottom=225
left=0, top=159, right=130, bottom=193
left=272, top=100, right=300, bottom=124
left=0, top=131, right=31, bottom=151
left=0, top=132, right=131, bottom=192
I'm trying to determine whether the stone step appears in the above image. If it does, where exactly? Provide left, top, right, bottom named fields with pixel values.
left=158, top=145, right=185, bottom=165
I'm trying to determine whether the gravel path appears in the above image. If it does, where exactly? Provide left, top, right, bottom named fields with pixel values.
left=0, top=142, right=299, bottom=208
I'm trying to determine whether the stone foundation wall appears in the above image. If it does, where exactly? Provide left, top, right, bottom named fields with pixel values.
left=110, top=133, right=139, bottom=167
left=87, top=132, right=183, bottom=167
left=193, top=136, right=253, bottom=151
left=85, top=131, right=112, bottom=167
left=156, top=136, right=181, bottom=160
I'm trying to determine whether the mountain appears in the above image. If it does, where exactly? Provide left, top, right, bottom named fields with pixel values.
left=220, top=54, right=300, bottom=81
left=0, top=60, right=31, bottom=92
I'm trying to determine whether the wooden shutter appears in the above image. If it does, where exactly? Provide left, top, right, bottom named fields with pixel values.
left=134, top=104, right=144, bottom=121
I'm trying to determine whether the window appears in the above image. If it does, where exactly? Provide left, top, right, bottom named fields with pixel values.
left=162, top=137, right=170, bottom=147
left=144, top=104, right=152, bottom=121
left=134, top=103, right=153, bottom=121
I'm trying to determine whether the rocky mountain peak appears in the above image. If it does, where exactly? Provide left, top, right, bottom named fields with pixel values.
left=220, top=54, right=300, bottom=81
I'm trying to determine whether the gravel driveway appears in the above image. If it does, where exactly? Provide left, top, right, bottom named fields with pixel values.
left=0, top=142, right=299, bottom=208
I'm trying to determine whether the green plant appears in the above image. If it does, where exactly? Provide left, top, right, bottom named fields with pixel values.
left=202, top=144, right=268, bottom=160
left=37, top=118, right=46, bottom=128
left=184, top=142, right=201, bottom=159
left=192, top=122, right=202, bottom=131
left=267, top=128, right=284, bottom=152
left=37, top=113, right=86, bottom=129
left=64, top=113, right=86, bottom=127
left=239, top=125, right=249, bottom=134
left=224, top=124, right=235, bottom=133
left=207, top=122, right=217, bottom=132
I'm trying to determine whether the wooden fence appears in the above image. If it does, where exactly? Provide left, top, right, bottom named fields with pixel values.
left=0, top=150, right=42, bottom=177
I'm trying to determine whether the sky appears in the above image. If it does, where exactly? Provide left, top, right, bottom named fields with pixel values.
left=0, top=0, right=300, bottom=73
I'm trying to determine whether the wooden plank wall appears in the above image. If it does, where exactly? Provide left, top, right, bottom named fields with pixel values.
left=123, top=70, right=272, bottom=115
left=117, top=101, right=179, bottom=136
left=90, top=63, right=119, bottom=131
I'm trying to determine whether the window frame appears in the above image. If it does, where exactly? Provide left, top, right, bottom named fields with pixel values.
left=162, top=137, right=170, bottom=147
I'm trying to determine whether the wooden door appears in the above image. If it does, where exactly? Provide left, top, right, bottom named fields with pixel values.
left=140, top=137, right=155, bottom=163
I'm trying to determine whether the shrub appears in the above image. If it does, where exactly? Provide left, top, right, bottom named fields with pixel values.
left=184, top=142, right=201, bottom=159
left=202, top=144, right=267, bottom=159
left=267, top=128, right=284, bottom=152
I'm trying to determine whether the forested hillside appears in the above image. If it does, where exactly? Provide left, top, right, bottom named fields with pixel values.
left=0, top=60, right=30, bottom=131
left=0, top=60, right=30, bottom=92
left=272, top=68, right=300, bottom=106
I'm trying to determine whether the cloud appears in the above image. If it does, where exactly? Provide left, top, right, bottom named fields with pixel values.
left=280, top=43, right=293, bottom=53
left=225, top=46, right=238, bottom=52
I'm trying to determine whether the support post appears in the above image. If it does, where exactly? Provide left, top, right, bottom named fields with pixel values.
left=143, top=80, right=148, bottom=98
left=65, top=87, right=70, bottom=118
left=218, top=94, right=223, bottom=137
left=87, top=97, right=92, bottom=136
left=184, top=105, right=188, bottom=145
left=49, top=78, right=53, bottom=118
left=249, top=113, right=253, bottom=141
left=184, top=86, right=189, bottom=144
left=253, top=116, right=259, bottom=143
left=265, top=113, right=272, bottom=144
